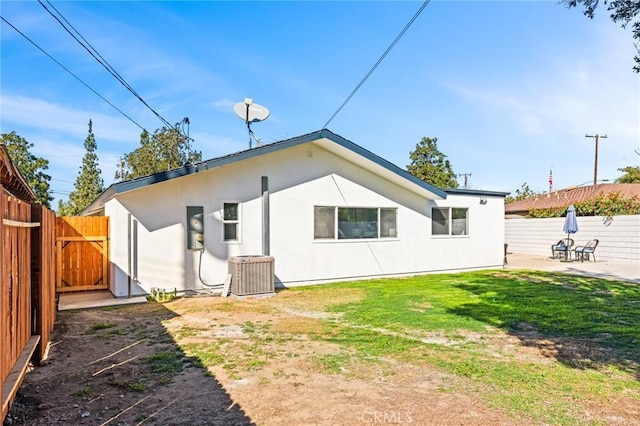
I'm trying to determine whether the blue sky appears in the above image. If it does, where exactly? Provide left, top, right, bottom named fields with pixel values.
left=1, top=1, right=638, bottom=206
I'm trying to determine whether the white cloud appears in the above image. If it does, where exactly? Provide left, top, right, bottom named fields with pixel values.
left=209, top=99, right=236, bottom=112
left=1, top=94, right=142, bottom=144
left=190, top=130, right=245, bottom=159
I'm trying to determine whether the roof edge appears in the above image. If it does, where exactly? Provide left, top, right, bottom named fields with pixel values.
left=1, top=143, right=38, bottom=202
left=315, top=129, right=447, bottom=200
left=82, top=128, right=449, bottom=213
left=445, top=188, right=509, bottom=197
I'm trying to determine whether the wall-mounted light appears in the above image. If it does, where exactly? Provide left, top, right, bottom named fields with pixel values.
left=480, top=196, right=487, bottom=205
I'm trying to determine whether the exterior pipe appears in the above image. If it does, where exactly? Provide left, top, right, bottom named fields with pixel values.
left=132, top=219, right=138, bottom=295
left=262, top=176, right=270, bottom=255
left=127, top=213, right=131, bottom=298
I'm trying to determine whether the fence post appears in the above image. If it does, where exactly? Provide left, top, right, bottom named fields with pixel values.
left=0, top=188, right=5, bottom=423
left=29, top=204, right=56, bottom=364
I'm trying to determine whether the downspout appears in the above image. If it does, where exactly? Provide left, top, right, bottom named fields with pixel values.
left=127, top=213, right=131, bottom=298
left=262, top=176, right=270, bottom=255
left=132, top=219, right=138, bottom=296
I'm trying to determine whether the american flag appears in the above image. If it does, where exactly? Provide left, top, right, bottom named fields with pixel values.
left=548, top=168, right=553, bottom=192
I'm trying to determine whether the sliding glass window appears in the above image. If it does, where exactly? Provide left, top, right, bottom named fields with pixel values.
left=314, top=207, right=398, bottom=240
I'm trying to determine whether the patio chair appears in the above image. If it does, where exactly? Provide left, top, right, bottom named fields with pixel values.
left=551, top=238, right=574, bottom=260
left=573, top=239, right=599, bottom=262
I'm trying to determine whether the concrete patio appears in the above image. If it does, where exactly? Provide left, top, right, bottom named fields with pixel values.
left=58, top=291, right=147, bottom=311
left=504, top=252, right=639, bottom=284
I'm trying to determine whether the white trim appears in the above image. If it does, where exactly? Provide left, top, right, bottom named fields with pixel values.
left=221, top=200, right=241, bottom=244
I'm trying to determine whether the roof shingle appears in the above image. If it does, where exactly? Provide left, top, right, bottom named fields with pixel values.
left=505, top=183, right=640, bottom=215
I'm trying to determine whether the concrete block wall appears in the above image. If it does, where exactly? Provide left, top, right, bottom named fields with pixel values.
left=505, top=215, right=640, bottom=264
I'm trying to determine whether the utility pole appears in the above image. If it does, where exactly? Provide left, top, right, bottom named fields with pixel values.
left=585, top=133, right=607, bottom=186
left=458, top=173, right=472, bottom=189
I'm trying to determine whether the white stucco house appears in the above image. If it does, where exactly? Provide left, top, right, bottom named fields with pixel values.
left=84, top=129, right=508, bottom=297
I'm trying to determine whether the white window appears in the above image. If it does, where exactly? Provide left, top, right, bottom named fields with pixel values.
left=314, top=206, right=397, bottom=240
left=432, top=207, right=468, bottom=236
left=223, top=202, right=239, bottom=241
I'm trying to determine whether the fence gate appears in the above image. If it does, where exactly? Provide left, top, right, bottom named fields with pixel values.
left=56, top=216, right=109, bottom=293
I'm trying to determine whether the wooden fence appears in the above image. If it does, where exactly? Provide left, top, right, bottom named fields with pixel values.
left=56, top=216, right=109, bottom=292
left=1, top=195, right=56, bottom=422
left=31, top=205, right=57, bottom=360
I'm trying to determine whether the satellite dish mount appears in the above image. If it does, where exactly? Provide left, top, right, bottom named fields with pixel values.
left=233, top=98, right=270, bottom=149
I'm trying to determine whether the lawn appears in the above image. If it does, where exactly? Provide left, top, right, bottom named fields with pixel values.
left=170, top=269, right=640, bottom=425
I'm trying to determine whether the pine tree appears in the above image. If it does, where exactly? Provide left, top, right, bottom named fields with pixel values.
left=59, top=120, right=104, bottom=215
left=407, top=137, right=459, bottom=189
left=1, top=131, right=53, bottom=207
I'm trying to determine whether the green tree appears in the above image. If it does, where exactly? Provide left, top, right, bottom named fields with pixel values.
left=116, top=126, right=201, bottom=181
left=58, top=120, right=104, bottom=215
left=1, top=131, right=53, bottom=207
left=564, top=0, right=640, bottom=72
left=505, top=182, right=538, bottom=204
left=615, top=165, right=640, bottom=183
left=407, top=137, right=459, bottom=188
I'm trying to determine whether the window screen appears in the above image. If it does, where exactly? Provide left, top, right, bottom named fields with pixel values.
left=314, top=206, right=335, bottom=239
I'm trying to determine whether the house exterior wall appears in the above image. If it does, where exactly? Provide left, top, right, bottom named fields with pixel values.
left=106, top=144, right=505, bottom=296
left=505, top=215, right=640, bottom=263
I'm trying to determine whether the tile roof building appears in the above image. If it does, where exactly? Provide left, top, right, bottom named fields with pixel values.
left=505, top=183, right=640, bottom=217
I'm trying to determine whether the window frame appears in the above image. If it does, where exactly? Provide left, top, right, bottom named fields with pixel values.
left=431, top=207, right=469, bottom=237
left=313, top=206, right=398, bottom=241
left=222, top=201, right=241, bottom=243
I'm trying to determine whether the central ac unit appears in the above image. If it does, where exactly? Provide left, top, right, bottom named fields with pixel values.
left=228, top=255, right=275, bottom=297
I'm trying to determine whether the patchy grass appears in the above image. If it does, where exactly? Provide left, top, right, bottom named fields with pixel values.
left=127, top=381, right=148, bottom=392
left=72, top=385, right=92, bottom=397
left=167, top=269, right=640, bottom=425
left=275, top=287, right=367, bottom=312
left=174, top=325, right=209, bottom=339
left=270, top=316, right=336, bottom=336
left=87, top=322, right=125, bottom=338
left=142, top=350, right=184, bottom=375
left=315, top=353, right=353, bottom=373
left=285, top=270, right=640, bottom=423
left=89, top=322, right=116, bottom=332
left=181, top=343, right=225, bottom=367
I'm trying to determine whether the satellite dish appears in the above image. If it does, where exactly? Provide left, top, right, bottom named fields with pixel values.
left=234, top=98, right=270, bottom=123
left=233, top=98, right=270, bottom=148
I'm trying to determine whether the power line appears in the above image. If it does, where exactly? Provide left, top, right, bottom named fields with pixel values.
left=322, top=0, right=431, bottom=129
left=0, top=15, right=146, bottom=131
left=37, top=0, right=174, bottom=129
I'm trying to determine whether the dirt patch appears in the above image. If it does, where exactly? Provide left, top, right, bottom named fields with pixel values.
left=4, top=303, right=251, bottom=426
left=5, top=293, right=640, bottom=425
left=4, top=297, right=513, bottom=426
